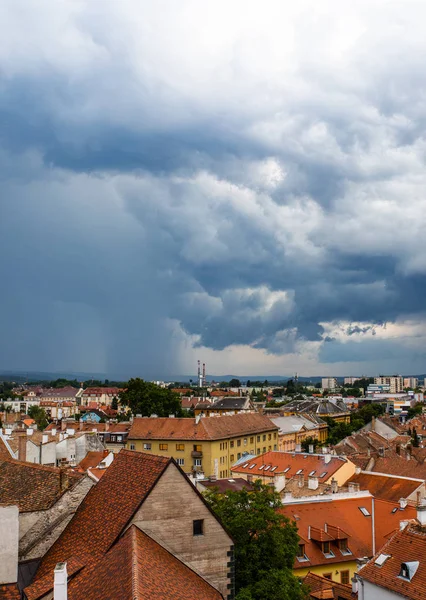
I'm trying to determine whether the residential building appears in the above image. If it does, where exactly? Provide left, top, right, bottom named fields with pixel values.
left=231, top=451, right=356, bottom=490
left=277, top=398, right=351, bottom=424
left=196, top=477, right=254, bottom=494
left=304, top=572, right=355, bottom=599
left=403, top=377, right=419, bottom=390
left=344, top=377, right=361, bottom=386
left=0, top=458, right=93, bottom=563
left=270, top=415, right=328, bottom=452
left=39, top=387, right=81, bottom=403
left=24, top=450, right=233, bottom=599
left=80, top=387, right=121, bottom=408
left=357, top=503, right=426, bottom=599
left=278, top=493, right=415, bottom=585
left=97, top=422, right=131, bottom=453
left=374, top=377, right=404, bottom=394
left=194, top=396, right=253, bottom=416
left=126, top=413, right=279, bottom=479
left=322, top=378, right=339, bottom=390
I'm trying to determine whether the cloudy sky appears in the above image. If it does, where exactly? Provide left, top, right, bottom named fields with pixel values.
left=2, top=0, right=426, bottom=379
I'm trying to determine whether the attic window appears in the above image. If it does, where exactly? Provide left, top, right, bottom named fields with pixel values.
left=375, top=553, right=390, bottom=567
left=309, top=470, right=316, bottom=476
left=258, top=465, right=265, bottom=470
left=296, top=469, right=303, bottom=475
left=241, top=463, right=249, bottom=468
left=319, top=472, right=327, bottom=478
left=270, top=466, right=277, bottom=472
left=284, top=467, right=290, bottom=473
left=249, top=464, right=256, bottom=469
left=264, top=465, right=271, bottom=471
left=359, top=507, right=371, bottom=517
left=392, top=507, right=398, bottom=514
left=399, top=561, right=419, bottom=581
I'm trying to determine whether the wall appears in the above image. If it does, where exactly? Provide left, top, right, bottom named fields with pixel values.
left=325, top=459, right=356, bottom=487
left=19, top=476, right=94, bottom=561
left=0, top=505, right=19, bottom=584
left=360, top=579, right=401, bottom=600
left=75, top=433, right=104, bottom=464
left=295, top=560, right=358, bottom=584
left=131, top=463, right=233, bottom=599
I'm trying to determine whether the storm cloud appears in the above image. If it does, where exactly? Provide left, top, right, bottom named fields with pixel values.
left=2, top=0, right=426, bottom=377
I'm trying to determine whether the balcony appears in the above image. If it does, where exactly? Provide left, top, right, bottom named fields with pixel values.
left=191, top=450, right=203, bottom=458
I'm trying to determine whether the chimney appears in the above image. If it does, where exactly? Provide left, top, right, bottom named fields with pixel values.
left=274, top=475, right=286, bottom=493
left=348, top=482, right=360, bottom=493
left=331, top=478, right=338, bottom=493
left=295, top=443, right=302, bottom=453
left=324, top=454, right=331, bottom=464
left=18, top=435, right=27, bottom=462
left=378, top=447, right=385, bottom=458
left=26, top=428, right=34, bottom=436
left=0, top=505, right=19, bottom=585
left=417, top=501, right=426, bottom=526
left=195, top=414, right=201, bottom=425
left=105, top=421, right=110, bottom=431
left=351, top=576, right=358, bottom=594
left=59, top=468, right=69, bottom=492
left=371, top=416, right=376, bottom=432
left=61, top=420, right=67, bottom=431
left=54, top=563, right=68, bottom=600
left=42, top=434, right=48, bottom=444
left=79, top=420, right=83, bottom=431
left=308, top=444, right=314, bottom=454
left=308, top=476, right=318, bottom=490
left=51, top=427, right=57, bottom=436
left=298, top=473, right=304, bottom=488
left=355, top=466, right=362, bottom=475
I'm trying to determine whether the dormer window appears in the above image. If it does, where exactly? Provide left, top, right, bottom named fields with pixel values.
left=399, top=561, right=419, bottom=581
left=338, top=539, right=351, bottom=555
left=296, top=543, right=309, bottom=562
left=322, top=541, right=335, bottom=558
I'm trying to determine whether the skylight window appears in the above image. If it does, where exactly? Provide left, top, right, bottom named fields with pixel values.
left=319, top=472, right=327, bottom=478
left=249, top=464, right=256, bottom=469
left=296, top=469, right=303, bottom=475
left=259, top=465, right=265, bottom=470
left=392, top=507, right=398, bottom=514
left=270, top=466, right=277, bottom=472
left=241, top=463, right=249, bottom=468
left=309, top=470, right=316, bottom=476
left=264, top=465, right=271, bottom=471
left=284, top=467, right=290, bottom=473
left=359, top=507, right=371, bottom=517
left=375, top=554, right=390, bottom=567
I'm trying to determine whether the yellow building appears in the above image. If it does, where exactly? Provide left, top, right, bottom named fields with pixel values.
left=269, top=415, right=328, bottom=452
left=126, top=413, right=279, bottom=479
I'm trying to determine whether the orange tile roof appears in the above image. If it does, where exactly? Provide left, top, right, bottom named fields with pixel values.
left=347, top=472, right=424, bottom=503
left=0, top=584, right=20, bottom=600
left=128, top=414, right=277, bottom=441
left=210, top=390, right=239, bottom=397
left=232, top=451, right=347, bottom=482
left=0, top=458, right=82, bottom=512
left=78, top=450, right=109, bottom=472
left=65, top=525, right=223, bottom=600
left=29, top=451, right=171, bottom=587
left=360, top=522, right=426, bottom=599
left=374, top=498, right=416, bottom=550
left=372, top=456, right=426, bottom=479
left=303, top=572, right=354, bottom=600
left=279, top=497, right=374, bottom=569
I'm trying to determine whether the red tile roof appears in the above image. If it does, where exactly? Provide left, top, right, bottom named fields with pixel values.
left=66, top=525, right=223, bottom=600
left=360, top=521, right=426, bottom=599
left=303, top=572, right=355, bottom=600
left=347, top=471, right=424, bottom=503
left=199, top=478, right=254, bottom=493
left=0, top=459, right=82, bottom=512
left=78, top=450, right=109, bottom=472
left=232, top=451, right=348, bottom=482
left=128, top=414, right=277, bottom=441
left=0, top=584, right=20, bottom=600
left=29, top=451, right=171, bottom=586
left=374, top=498, right=416, bottom=550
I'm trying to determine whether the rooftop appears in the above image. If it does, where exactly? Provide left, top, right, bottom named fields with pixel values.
left=347, top=471, right=424, bottom=503
left=304, top=572, right=355, bottom=599
left=198, top=478, right=254, bottom=493
left=128, top=413, right=277, bottom=441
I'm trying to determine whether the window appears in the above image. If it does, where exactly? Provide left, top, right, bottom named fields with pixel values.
left=117, top=436, right=122, bottom=442
left=194, top=458, right=202, bottom=467
left=309, top=470, right=316, bottom=476
left=230, top=441, right=234, bottom=448
left=359, top=507, right=371, bottom=517
left=250, top=437, right=254, bottom=443
left=237, top=453, right=241, bottom=460
left=263, top=447, right=266, bottom=453
left=323, top=573, right=332, bottom=580
left=193, top=519, right=204, bottom=536
left=257, top=436, right=260, bottom=442
left=268, top=433, right=271, bottom=440
left=176, top=458, right=184, bottom=466
left=111, top=436, right=116, bottom=442
left=237, top=439, right=241, bottom=447
left=230, top=454, right=235, bottom=462
left=296, top=469, right=303, bottom=475
left=263, top=434, right=266, bottom=441
left=193, top=444, right=202, bottom=452
left=296, top=544, right=308, bottom=562
left=159, top=444, right=168, bottom=450
left=338, top=539, right=351, bottom=555
left=176, top=444, right=185, bottom=451
left=130, top=444, right=135, bottom=451
left=340, top=570, right=350, bottom=585
left=323, top=541, right=330, bottom=554
left=257, top=448, right=260, bottom=455
left=244, top=438, right=247, bottom=446
left=143, top=443, right=152, bottom=450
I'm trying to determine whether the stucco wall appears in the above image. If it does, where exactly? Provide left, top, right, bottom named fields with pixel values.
left=360, top=579, right=402, bottom=600
left=131, top=463, right=233, bottom=598
left=0, top=505, right=19, bottom=584
left=19, top=476, right=94, bottom=561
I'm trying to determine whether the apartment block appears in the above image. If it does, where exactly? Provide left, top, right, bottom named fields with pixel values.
left=374, top=376, right=404, bottom=394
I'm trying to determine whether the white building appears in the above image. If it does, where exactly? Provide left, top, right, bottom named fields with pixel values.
left=403, top=377, right=419, bottom=390
left=374, top=376, right=404, bottom=394
left=321, top=377, right=338, bottom=390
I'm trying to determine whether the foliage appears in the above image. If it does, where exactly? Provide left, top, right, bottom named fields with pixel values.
left=28, top=405, right=49, bottom=430
left=412, top=427, right=420, bottom=447
left=229, top=378, right=241, bottom=387
left=300, top=436, right=319, bottom=453
left=235, top=569, right=307, bottom=600
left=325, top=403, right=385, bottom=445
left=119, top=378, right=184, bottom=417
left=204, top=482, right=304, bottom=598
left=407, top=403, right=423, bottom=419
left=111, top=396, right=119, bottom=410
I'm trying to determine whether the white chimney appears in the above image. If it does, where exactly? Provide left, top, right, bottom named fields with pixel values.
left=66, top=428, right=75, bottom=436
left=26, top=428, right=34, bottom=436
left=5, top=428, right=12, bottom=436
left=308, top=476, right=319, bottom=490
left=399, top=498, right=408, bottom=509
left=42, top=434, right=48, bottom=444
left=351, top=576, right=358, bottom=594
left=195, top=414, right=201, bottom=424
left=51, top=428, right=57, bottom=436
left=417, top=501, right=426, bottom=526
left=54, top=562, right=68, bottom=600
left=0, top=505, right=19, bottom=585
left=295, top=443, right=302, bottom=453
left=324, top=454, right=331, bottom=464
left=274, top=475, right=286, bottom=493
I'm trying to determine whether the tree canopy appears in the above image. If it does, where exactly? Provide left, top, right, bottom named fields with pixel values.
left=204, top=482, right=307, bottom=600
left=119, top=378, right=184, bottom=417
left=229, top=378, right=241, bottom=387
left=28, top=405, right=49, bottom=430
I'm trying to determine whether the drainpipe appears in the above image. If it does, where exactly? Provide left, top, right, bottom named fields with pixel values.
left=371, top=497, right=376, bottom=556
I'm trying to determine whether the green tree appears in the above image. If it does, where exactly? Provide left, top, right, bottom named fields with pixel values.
left=111, top=396, right=119, bottom=410
left=300, top=436, right=319, bottom=453
left=119, top=378, right=183, bottom=417
left=229, top=378, right=241, bottom=387
left=412, top=427, right=420, bottom=447
left=204, top=483, right=305, bottom=599
left=28, top=406, right=49, bottom=430
left=236, top=569, right=307, bottom=600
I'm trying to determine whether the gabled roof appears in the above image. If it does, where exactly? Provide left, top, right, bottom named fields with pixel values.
left=77, top=450, right=109, bottom=472
left=199, top=478, right=254, bottom=493
left=359, top=522, right=426, bottom=599
left=271, top=415, right=326, bottom=434
left=208, top=397, right=251, bottom=410
left=304, top=572, right=355, bottom=600
left=231, top=451, right=347, bottom=482
left=0, top=459, right=82, bottom=512
left=128, top=414, right=277, bottom=441
left=347, top=471, right=424, bottom=502
left=30, top=451, right=171, bottom=584
left=65, top=525, right=223, bottom=600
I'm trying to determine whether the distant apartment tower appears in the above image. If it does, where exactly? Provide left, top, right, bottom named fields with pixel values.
left=403, top=377, right=418, bottom=389
left=322, top=377, right=338, bottom=390
left=374, top=376, right=403, bottom=394
left=344, top=377, right=360, bottom=385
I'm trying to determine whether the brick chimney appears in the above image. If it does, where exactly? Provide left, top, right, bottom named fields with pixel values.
left=18, top=435, right=27, bottom=462
left=331, top=478, right=338, bottom=493
left=59, top=468, right=69, bottom=492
